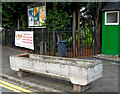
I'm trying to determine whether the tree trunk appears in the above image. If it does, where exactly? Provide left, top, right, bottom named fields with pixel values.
left=78, top=9, right=80, bottom=51
left=42, top=28, right=45, bottom=54
left=53, top=31, right=56, bottom=56
left=57, top=32, right=62, bottom=41
left=95, top=2, right=102, bottom=50
left=72, top=10, right=76, bottom=55
left=18, top=17, right=20, bottom=30
left=53, top=4, right=57, bottom=56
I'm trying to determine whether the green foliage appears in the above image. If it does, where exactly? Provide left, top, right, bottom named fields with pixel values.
left=45, top=6, right=70, bottom=31
left=2, top=2, right=31, bottom=30
left=2, top=2, right=97, bottom=30
left=79, top=26, right=95, bottom=47
left=0, top=3, right=2, bottom=13
left=67, top=26, right=95, bottom=48
left=20, top=15, right=27, bottom=30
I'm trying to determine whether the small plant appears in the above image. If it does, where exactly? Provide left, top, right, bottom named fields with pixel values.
left=18, top=83, right=21, bottom=85
left=27, top=86, right=30, bottom=89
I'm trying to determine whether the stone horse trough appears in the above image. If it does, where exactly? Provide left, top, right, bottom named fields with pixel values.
left=10, top=54, right=103, bottom=92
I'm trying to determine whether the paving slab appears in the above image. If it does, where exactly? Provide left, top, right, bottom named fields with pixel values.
left=94, top=54, right=120, bottom=62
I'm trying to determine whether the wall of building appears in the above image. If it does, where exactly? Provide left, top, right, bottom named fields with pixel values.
left=118, top=16, right=120, bottom=55
left=102, top=12, right=120, bottom=56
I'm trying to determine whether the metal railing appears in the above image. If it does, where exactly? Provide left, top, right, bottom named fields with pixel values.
left=2, top=26, right=101, bottom=58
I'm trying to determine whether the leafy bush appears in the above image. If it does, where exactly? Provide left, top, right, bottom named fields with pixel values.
left=45, top=9, right=70, bottom=31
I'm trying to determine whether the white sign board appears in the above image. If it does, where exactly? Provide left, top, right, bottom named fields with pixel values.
left=15, top=31, right=34, bottom=50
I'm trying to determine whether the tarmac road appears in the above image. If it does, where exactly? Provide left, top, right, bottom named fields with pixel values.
left=0, top=78, right=38, bottom=93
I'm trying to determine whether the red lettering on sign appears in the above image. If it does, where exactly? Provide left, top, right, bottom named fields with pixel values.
left=24, top=33, right=31, bottom=36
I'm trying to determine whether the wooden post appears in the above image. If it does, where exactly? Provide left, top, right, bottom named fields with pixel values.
left=72, top=10, right=76, bottom=56
left=73, top=84, right=81, bottom=92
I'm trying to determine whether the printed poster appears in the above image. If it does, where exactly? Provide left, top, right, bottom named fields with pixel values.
left=39, top=6, right=46, bottom=26
left=34, top=7, right=39, bottom=26
left=28, top=8, right=34, bottom=26
left=15, top=31, right=34, bottom=50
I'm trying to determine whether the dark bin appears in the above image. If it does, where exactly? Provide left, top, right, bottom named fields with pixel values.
left=57, top=41, right=66, bottom=57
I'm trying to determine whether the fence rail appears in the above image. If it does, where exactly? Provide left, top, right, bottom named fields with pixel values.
left=2, top=27, right=101, bottom=58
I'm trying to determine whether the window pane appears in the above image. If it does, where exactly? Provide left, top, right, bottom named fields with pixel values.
left=107, top=12, right=118, bottom=23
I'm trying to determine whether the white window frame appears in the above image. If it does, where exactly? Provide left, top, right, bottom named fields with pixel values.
left=105, top=11, right=119, bottom=25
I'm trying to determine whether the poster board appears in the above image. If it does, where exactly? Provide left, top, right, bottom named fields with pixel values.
left=28, top=8, right=34, bottom=26
left=28, top=3, right=46, bottom=28
left=15, top=31, right=34, bottom=50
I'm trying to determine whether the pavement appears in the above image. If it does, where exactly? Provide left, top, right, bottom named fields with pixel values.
left=0, top=45, right=120, bottom=93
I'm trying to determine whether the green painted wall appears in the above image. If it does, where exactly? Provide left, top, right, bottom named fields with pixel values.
left=119, top=21, right=120, bottom=55
left=102, top=12, right=120, bottom=56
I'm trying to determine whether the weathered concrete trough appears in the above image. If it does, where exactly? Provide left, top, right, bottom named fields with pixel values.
left=9, top=54, right=103, bottom=92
